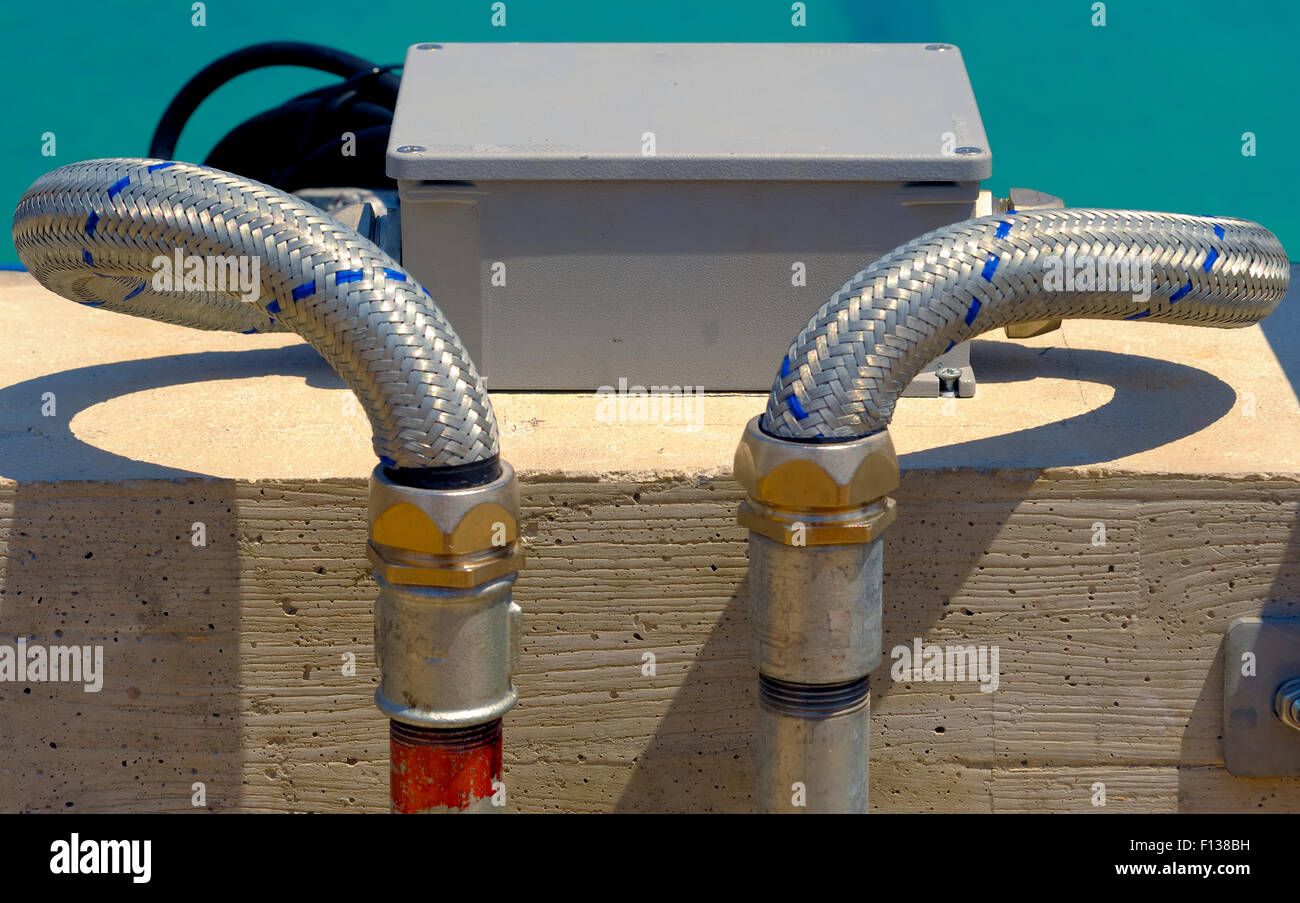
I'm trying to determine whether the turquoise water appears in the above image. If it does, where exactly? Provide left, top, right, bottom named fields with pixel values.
left=3, top=0, right=1296, bottom=262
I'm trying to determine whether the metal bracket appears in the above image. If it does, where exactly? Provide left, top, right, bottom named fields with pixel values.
left=1001, top=188, right=1065, bottom=341
left=901, top=340, right=976, bottom=399
left=1223, top=616, right=1300, bottom=777
left=897, top=188, right=999, bottom=401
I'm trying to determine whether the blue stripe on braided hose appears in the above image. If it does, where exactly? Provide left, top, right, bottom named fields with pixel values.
left=981, top=254, right=999, bottom=281
left=1169, top=282, right=1193, bottom=304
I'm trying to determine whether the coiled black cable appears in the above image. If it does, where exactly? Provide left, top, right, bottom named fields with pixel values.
left=148, top=41, right=401, bottom=190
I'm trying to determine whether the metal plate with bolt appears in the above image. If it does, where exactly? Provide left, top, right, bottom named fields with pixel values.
left=1223, top=617, right=1300, bottom=777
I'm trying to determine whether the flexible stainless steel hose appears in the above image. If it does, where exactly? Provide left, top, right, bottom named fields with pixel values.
left=745, top=206, right=1288, bottom=813
left=764, top=209, right=1290, bottom=440
left=14, top=158, right=518, bottom=812
left=12, top=158, right=497, bottom=470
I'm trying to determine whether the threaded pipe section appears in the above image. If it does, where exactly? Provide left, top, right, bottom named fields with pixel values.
left=759, top=674, right=869, bottom=719
left=389, top=718, right=503, bottom=813
left=757, top=676, right=870, bottom=813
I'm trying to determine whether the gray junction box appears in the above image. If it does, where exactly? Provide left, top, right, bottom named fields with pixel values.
left=387, top=42, right=992, bottom=392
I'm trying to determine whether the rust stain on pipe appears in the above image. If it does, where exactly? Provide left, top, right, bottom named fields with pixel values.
left=389, top=719, right=503, bottom=813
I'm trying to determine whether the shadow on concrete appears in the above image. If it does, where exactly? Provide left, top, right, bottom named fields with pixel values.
left=0, top=345, right=342, bottom=811
left=906, top=339, right=1237, bottom=470
left=0, top=345, right=344, bottom=482
left=1257, top=264, right=1300, bottom=405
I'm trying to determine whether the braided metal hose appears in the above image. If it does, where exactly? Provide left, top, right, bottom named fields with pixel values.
left=12, top=158, right=497, bottom=470
left=764, top=210, right=1290, bottom=440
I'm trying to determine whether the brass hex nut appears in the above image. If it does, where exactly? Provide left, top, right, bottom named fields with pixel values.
left=738, top=496, right=896, bottom=546
left=732, top=415, right=899, bottom=511
left=368, top=463, right=524, bottom=588
left=367, top=543, right=522, bottom=589
left=371, top=499, right=517, bottom=557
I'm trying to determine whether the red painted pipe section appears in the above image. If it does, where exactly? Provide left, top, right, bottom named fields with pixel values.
left=389, top=719, right=503, bottom=813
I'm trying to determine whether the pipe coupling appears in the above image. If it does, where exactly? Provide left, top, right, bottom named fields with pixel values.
left=369, top=464, right=525, bottom=729
left=733, top=416, right=899, bottom=546
left=748, top=535, right=883, bottom=682
left=735, top=417, right=895, bottom=682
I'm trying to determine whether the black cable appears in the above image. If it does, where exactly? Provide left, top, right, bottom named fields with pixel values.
left=272, top=125, right=394, bottom=191
left=386, top=458, right=504, bottom=490
left=272, top=64, right=401, bottom=189
left=148, top=41, right=402, bottom=190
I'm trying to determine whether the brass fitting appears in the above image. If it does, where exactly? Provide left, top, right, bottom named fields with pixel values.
left=1005, top=319, right=1062, bottom=339
left=369, top=462, right=525, bottom=728
left=367, top=463, right=524, bottom=588
left=736, top=420, right=896, bottom=808
left=733, top=416, right=899, bottom=546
